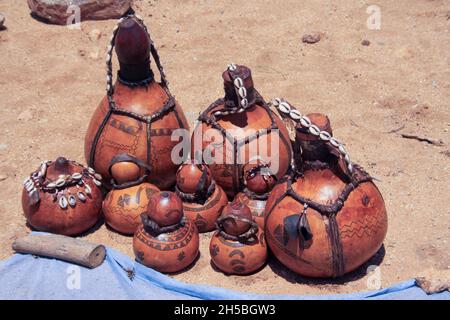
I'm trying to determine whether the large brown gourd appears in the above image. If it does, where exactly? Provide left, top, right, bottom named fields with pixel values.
left=85, top=15, right=189, bottom=190
left=21, top=157, right=103, bottom=236
left=192, top=64, right=293, bottom=198
left=265, top=99, right=388, bottom=278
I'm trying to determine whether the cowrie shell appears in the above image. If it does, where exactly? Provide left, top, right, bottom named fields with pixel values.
left=72, top=173, right=82, bottom=180
left=344, top=154, right=350, bottom=163
left=289, top=110, right=302, bottom=120
left=278, top=102, right=291, bottom=114
left=330, top=138, right=340, bottom=147
left=55, top=178, right=65, bottom=188
left=272, top=98, right=282, bottom=106
left=238, top=87, right=247, bottom=99
left=68, top=195, right=77, bottom=208
left=228, top=63, right=237, bottom=71
left=234, top=78, right=243, bottom=88
left=85, top=184, right=92, bottom=196
left=58, top=196, right=68, bottom=209
left=309, top=125, right=321, bottom=136
left=319, top=131, right=332, bottom=141
left=46, top=182, right=57, bottom=189
left=77, top=192, right=86, bottom=202
left=300, top=117, right=312, bottom=128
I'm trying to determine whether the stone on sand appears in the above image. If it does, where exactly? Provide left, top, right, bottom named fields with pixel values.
left=27, top=0, right=132, bottom=25
left=0, top=12, right=5, bottom=29
left=415, top=268, right=450, bottom=294
left=302, top=32, right=322, bottom=44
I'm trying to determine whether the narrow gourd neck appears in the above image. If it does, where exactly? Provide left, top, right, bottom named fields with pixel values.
left=118, top=60, right=154, bottom=84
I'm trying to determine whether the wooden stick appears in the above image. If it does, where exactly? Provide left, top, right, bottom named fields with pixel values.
left=401, top=134, right=443, bottom=146
left=12, top=234, right=106, bottom=269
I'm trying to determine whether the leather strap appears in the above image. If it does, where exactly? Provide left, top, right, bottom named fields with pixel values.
left=175, top=180, right=216, bottom=204
left=141, top=214, right=185, bottom=236
left=216, top=214, right=259, bottom=243
left=108, top=153, right=152, bottom=189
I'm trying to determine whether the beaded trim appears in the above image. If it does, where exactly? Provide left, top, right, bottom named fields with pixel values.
left=23, top=160, right=102, bottom=209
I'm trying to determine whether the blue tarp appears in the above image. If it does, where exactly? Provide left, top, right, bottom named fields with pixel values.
left=0, top=235, right=448, bottom=300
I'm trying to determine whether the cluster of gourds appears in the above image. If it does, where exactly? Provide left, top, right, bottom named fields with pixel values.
left=22, top=15, right=387, bottom=278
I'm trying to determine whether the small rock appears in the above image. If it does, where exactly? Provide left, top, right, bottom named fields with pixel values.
left=0, top=173, right=7, bottom=182
left=0, top=12, right=5, bottom=29
left=78, top=49, right=86, bottom=57
left=416, top=268, right=450, bottom=294
left=89, top=29, right=102, bottom=41
left=361, top=39, right=371, bottom=46
left=17, top=110, right=33, bottom=121
left=302, top=32, right=321, bottom=44
left=27, top=0, right=132, bottom=25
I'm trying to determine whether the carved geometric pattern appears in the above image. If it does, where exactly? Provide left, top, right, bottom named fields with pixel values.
left=178, top=251, right=185, bottom=261
left=210, top=244, right=219, bottom=257
left=135, top=222, right=195, bottom=251
left=339, top=214, right=386, bottom=239
left=117, top=194, right=131, bottom=207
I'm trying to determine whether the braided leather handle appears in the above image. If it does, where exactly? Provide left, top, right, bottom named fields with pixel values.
left=105, top=14, right=169, bottom=97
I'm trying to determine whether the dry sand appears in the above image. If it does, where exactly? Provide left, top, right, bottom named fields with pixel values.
left=0, top=0, right=449, bottom=295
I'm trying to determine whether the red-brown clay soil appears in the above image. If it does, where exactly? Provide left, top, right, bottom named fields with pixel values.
left=0, top=0, right=449, bottom=295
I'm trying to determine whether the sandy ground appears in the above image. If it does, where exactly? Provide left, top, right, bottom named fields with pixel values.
left=0, top=0, right=449, bottom=296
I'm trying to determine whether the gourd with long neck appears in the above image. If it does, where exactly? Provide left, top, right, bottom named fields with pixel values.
left=85, top=15, right=189, bottom=190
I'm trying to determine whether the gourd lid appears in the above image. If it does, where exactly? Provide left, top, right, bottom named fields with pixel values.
left=220, top=201, right=253, bottom=236
left=222, top=65, right=256, bottom=109
left=176, top=160, right=212, bottom=194
left=296, top=113, right=332, bottom=142
left=146, top=191, right=184, bottom=227
left=45, top=157, right=76, bottom=180
left=243, top=161, right=276, bottom=195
